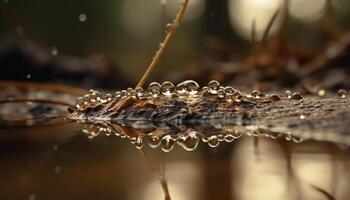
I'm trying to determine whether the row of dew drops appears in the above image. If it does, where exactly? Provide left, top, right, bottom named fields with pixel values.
left=74, top=80, right=333, bottom=111
left=82, top=123, right=304, bottom=152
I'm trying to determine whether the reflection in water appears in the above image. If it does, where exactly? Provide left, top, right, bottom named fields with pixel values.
left=232, top=137, right=350, bottom=200
left=80, top=121, right=304, bottom=152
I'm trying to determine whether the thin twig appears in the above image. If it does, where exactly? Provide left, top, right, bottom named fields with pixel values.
left=261, top=8, right=280, bottom=48
left=135, top=0, right=189, bottom=88
left=116, top=0, right=190, bottom=111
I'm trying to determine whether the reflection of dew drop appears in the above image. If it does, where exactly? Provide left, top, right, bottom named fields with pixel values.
left=176, top=80, right=200, bottom=96
left=217, top=134, right=224, bottom=141
left=208, top=135, right=220, bottom=148
left=224, top=134, right=235, bottom=142
left=285, top=134, right=292, bottom=141
left=292, top=136, right=303, bottom=143
left=177, top=133, right=199, bottom=151
left=161, top=81, right=174, bottom=96
left=285, top=90, right=292, bottom=99
left=148, top=135, right=161, bottom=148
left=135, top=136, right=143, bottom=149
left=161, top=135, right=175, bottom=152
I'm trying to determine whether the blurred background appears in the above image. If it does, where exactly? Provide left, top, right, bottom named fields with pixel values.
left=1, top=1, right=350, bottom=200
left=1, top=0, right=350, bottom=90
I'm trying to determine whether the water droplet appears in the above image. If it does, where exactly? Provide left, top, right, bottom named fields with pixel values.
left=285, top=90, right=292, bottom=99
left=159, top=43, right=164, bottom=48
left=208, top=135, right=220, bottom=148
left=251, top=90, right=261, bottom=98
left=51, top=47, right=58, bottom=56
left=337, top=89, right=347, bottom=98
left=148, top=135, right=161, bottom=148
left=176, top=80, right=200, bottom=96
left=165, top=23, right=173, bottom=33
left=299, top=115, right=306, bottom=120
left=217, top=89, right=225, bottom=98
left=270, top=94, right=281, bottom=101
left=147, top=82, right=161, bottom=97
left=291, top=92, right=303, bottom=100
left=223, top=86, right=234, bottom=94
left=318, top=89, right=326, bottom=97
left=135, top=87, right=144, bottom=98
left=161, top=135, right=175, bottom=152
left=120, top=90, right=129, bottom=98
left=208, top=80, right=220, bottom=94
left=79, top=13, right=87, bottom=22
left=26, top=74, right=31, bottom=79
left=29, top=194, right=36, bottom=200
left=161, top=81, right=174, bottom=96
left=176, top=133, right=199, bottom=151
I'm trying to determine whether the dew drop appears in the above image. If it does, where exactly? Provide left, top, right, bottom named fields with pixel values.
left=224, top=86, right=235, bottom=95
left=217, top=89, right=225, bottom=98
left=177, top=133, right=199, bottom=151
left=26, top=74, right=31, bottom=79
left=208, top=80, right=220, bottom=94
left=161, top=81, right=174, bottom=96
left=176, top=80, right=200, bottom=96
left=270, top=94, right=281, bottom=101
left=207, top=135, right=220, bottom=148
left=251, top=90, right=261, bottom=98
left=291, top=92, right=303, bottom=100
left=285, top=90, right=292, bottom=99
left=337, top=89, right=347, bottom=98
left=147, top=82, right=161, bottom=97
left=161, top=135, right=175, bottom=152
left=165, top=23, right=173, bottom=33
left=299, top=114, right=306, bottom=120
